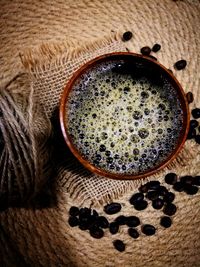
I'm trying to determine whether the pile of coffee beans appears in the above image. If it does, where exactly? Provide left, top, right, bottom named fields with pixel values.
left=187, top=108, right=200, bottom=144
left=68, top=172, right=200, bottom=252
left=165, top=172, right=200, bottom=195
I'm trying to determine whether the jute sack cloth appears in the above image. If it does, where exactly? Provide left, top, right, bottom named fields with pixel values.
left=0, top=0, right=200, bottom=266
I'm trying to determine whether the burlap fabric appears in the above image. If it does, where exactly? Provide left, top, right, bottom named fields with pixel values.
left=0, top=0, right=200, bottom=266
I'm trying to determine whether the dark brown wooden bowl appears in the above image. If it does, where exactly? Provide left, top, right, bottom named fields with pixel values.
left=60, top=52, right=190, bottom=180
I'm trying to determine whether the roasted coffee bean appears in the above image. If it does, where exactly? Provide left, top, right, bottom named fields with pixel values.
left=113, top=240, right=125, bottom=252
left=126, top=216, right=140, bottom=227
left=186, top=92, right=194, bottom=104
left=68, top=216, right=79, bottom=227
left=142, top=224, right=156, bottom=236
left=148, top=181, right=160, bottom=190
left=195, top=135, right=200, bottom=144
left=97, top=216, right=109, bottom=228
left=109, top=222, right=119, bottom=235
left=165, top=173, right=178, bottom=185
left=104, top=203, right=121, bottom=215
left=193, top=176, right=200, bottom=186
left=163, top=192, right=175, bottom=203
left=79, top=221, right=89, bottom=231
left=139, top=183, right=149, bottom=193
left=157, top=186, right=168, bottom=196
left=180, top=175, right=193, bottom=185
left=146, top=190, right=159, bottom=201
left=192, top=108, right=200, bottom=119
left=90, top=227, right=104, bottom=239
left=174, top=59, right=187, bottom=70
left=152, top=43, right=161, bottom=52
left=187, top=128, right=196, bottom=139
left=160, top=216, right=172, bottom=228
left=92, top=209, right=99, bottom=218
left=152, top=198, right=164, bottom=209
left=128, top=228, right=139, bottom=239
left=122, top=31, right=133, bottom=41
left=184, top=184, right=198, bottom=195
left=79, top=207, right=91, bottom=217
left=134, top=200, right=148, bottom=210
left=148, top=55, right=157, bottom=61
left=163, top=203, right=177, bottom=216
left=173, top=182, right=185, bottom=192
left=115, top=215, right=127, bottom=225
left=129, top=192, right=144, bottom=205
left=190, top=120, right=198, bottom=129
left=69, top=206, right=79, bottom=217
left=141, top=46, right=151, bottom=56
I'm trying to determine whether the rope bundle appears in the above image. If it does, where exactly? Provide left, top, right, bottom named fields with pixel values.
left=0, top=85, right=52, bottom=206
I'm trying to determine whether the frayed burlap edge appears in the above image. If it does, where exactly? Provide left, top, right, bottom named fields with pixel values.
left=19, top=32, right=122, bottom=74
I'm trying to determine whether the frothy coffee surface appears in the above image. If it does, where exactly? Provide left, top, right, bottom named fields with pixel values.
left=66, top=59, right=183, bottom=175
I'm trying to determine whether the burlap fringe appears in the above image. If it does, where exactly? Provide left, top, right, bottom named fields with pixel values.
left=20, top=32, right=122, bottom=74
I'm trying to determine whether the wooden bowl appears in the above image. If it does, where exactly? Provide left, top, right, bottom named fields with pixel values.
left=60, top=52, right=190, bottom=179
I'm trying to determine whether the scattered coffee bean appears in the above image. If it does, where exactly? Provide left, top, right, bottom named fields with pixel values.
left=186, top=92, right=194, bottom=104
left=160, top=216, right=172, bottom=228
left=190, top=120, right=198, bottom=129
left=129, top=192, right=144, bottom=205
left=141, top=46, right=151, bottom=56
left=68, top=216, right=79, bottom=227
left=115, top=215, right=127, bottom=225
left=69, top=206, right=79, bottom=217
left=163, top=203, right=177, bottom=216
left=113, top=240, right=125, bottom=252
left=184, top=184, right=198, bottom=195
left=134, top=200, right=148, bottom=211
left=128, top=228, right=139, bottom=239
left=148, top=181, right=160, bottom=190
left=173, top=182, right=185, bottom=192
left=165, top=173, right=178, bottom=185
left=79, top=221, right=89, bottom=231
left=148, top=55, right=157, bottom=61
left=79, top=207, right=91, bottom=217
left=139, top=183, right=149, bottom=193
left=152, top=43, right=161, bottom=52
left=109, top=222, right=119, bottom=234
left=90, top=227, right=104, bottom=239
left=192, top=108, right=200, bottom=119
left=187, top=128, right=196, bottom=139
left=193, top=176, right=200, bottom=186
left=97, top=216, right=109, bottom=228
left=126, top=216, right=140, bottom=227
left=174, top=59, right=187, bottom=70
left=157, top=186, right=168, bottom=196
left=142, top=224, right=156, bottom=236
left=180, top=175, right=193, bottom=185
left=104, top=203, right=121, bottom=215
left=122, top=31, right=133, bottom=41
left=146, top=190, right=159, bottom=201
left=163, top=192, right=175, bottom=203
left=195, top=135, right=200, bottom=144
left=152, top=198, right=164, bottom=210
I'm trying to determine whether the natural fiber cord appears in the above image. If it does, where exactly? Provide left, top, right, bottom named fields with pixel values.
left=0, top=0, right=200, bottom=266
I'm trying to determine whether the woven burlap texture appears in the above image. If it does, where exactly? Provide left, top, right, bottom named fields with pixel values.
left=0, top=0, right=200, bottom=267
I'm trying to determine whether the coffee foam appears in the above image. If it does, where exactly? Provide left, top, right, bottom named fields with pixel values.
left=66, top=59, right=183, bottom=175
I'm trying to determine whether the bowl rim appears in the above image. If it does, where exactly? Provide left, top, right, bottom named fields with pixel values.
left=60, top=52, right=190, bottom=180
